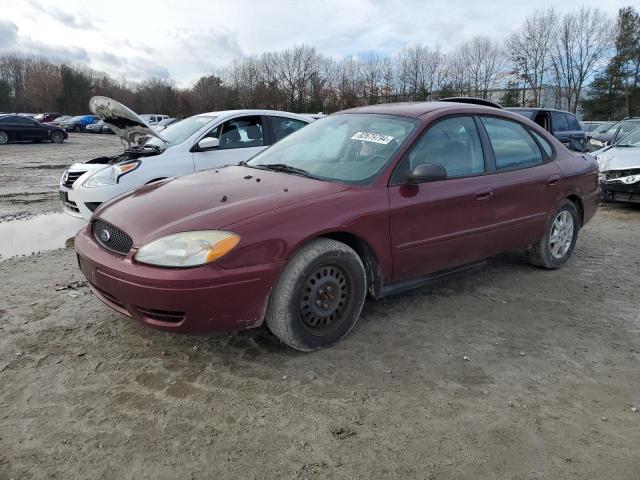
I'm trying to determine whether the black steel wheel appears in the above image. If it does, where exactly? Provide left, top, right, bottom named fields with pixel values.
left=266, top=239, right=367, bottom=351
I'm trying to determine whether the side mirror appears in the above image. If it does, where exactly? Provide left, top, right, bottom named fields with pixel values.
left=196, top=137, right=220, bottom=151
left=407, top=163, right=447, bottom=184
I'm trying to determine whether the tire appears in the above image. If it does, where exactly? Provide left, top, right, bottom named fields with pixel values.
left=527, top=200, right=579, bottom=269
left=73, top=125, right=81, bottom=133
left=50, top=131, right=64, bottom=144
left=0, top=131, right=8, bottom=144
left=265, top=239, right=367, bottom=351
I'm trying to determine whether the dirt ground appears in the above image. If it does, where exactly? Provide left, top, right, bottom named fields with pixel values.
left=1, top=135, right=639, bottom=479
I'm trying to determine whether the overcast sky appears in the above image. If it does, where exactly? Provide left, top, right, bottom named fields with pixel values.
left=0, top=0, right=630, bottom=86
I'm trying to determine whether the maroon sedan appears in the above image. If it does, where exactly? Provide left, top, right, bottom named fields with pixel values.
left=75, top=102, right=600, bottom=351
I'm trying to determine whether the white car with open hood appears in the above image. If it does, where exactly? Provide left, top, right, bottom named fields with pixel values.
left=593, top=126, right=640, bottom=204
left=59, top=96, right=314, bottom=219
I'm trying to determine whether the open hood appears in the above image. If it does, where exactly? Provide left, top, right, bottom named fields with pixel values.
left=596, top=147, right=640, bottom=172
left=89, top=96, right=166, bottom=146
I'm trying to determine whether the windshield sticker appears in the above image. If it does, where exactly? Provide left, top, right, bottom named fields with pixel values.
left=351, top=132, right=395, bottom=145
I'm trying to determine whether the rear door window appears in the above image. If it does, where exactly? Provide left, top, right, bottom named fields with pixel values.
left=530, top=130, right=553, bottom=157
left=551, top=112, right=569, bottom=132
left=407, top=116, right=485, bottom=177
left=481, top=117, right=543, bottom=170
left=270, top=116, right=308, bottom=142
left=218, top=116, right=264, bottom=149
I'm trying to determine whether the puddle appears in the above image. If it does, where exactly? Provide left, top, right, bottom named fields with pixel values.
left=0, top=212, right=86, bottom=261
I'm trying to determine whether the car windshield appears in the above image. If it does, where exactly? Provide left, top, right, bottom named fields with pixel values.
left=145, top=115, right=215, bottom=148
left=246, top=114, right=419, bottom=185
left=69, top=116, right=84, bottom=121
left=614, top=126, right=640, bottom=147
left=604, top=121, right=621, bottom=133
left=593, top=123, right=613, bottom=133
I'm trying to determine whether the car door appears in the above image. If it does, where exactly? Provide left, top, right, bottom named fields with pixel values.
left=477, top=116, right=561, bottom=251
left=14, top=116, right=43, bottom=140
left=564, top=113, right=586, bottom=151
left=550, top=111, right=571, bottom=148
left=192, top=115, right=268, bottom=171
left=388, top=115, right=500, bottom=282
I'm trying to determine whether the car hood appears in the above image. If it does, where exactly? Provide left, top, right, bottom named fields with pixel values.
left=89, top=96, right=166, bottom=146
left=596, top=147, right=640, bottom=171
left=95, top=166, right=351, bottom=245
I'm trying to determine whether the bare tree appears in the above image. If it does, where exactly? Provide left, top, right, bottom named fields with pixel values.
left=551, top=7, right=614, bottom=112
left=507, top=8, right=557, bottom=106
left=455, top=36, right=506, bottom=99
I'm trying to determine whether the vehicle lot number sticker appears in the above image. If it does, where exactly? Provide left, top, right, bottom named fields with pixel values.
left=351, top=132, right=395, bottom=144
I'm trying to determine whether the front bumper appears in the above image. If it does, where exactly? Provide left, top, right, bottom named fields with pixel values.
left=601, top=181, right=640, bottom=203
left=74, top=225, right=280, bottom=333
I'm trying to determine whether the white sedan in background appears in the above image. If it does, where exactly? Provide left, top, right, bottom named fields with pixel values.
left=59, top=97, right=314, bottom=220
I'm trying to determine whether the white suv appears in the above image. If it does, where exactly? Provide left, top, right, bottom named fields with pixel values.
left=59, top=97, right=314, bottom=220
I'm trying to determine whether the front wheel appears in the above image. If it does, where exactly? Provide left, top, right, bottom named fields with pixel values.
left=0, top=131, right=8, bottom=144
left=73, top=125, right=81, bottom=133
left=265, top=239, right=367, bottom=351
left=527, top=200, right=579, bottom=269
left=50, top=131, right=64, bottom=143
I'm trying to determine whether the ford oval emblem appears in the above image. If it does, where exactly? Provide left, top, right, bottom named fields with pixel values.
left=99, top=229, right=111, bottom=242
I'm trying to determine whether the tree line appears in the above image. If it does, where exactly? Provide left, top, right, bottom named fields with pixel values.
left=1, top=6, right=638, bottom=120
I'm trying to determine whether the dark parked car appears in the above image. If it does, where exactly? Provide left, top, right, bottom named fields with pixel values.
left=34, top=112, right=63, bottom=123
left=61, top=115, right=99, bottom=132
left=506, top=108, right=586, bottom=152
left=75, top=101, right=599, bottom=351
left=586, top=117, right=640, bottom=152
left=0, top=114, right=68, bottom=144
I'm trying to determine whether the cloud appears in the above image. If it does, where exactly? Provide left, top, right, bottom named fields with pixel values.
left=0, top=20, right=19, bottom=46
left=95, top=52, right=170, bottom=80
left=25, top=0, right=96, bottom=30
left=0, top=20, right=89, bottom=64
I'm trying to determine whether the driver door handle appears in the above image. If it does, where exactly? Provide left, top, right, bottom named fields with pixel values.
left=547, top=175, right=560, bottom=187
left=475, top=188, right=494, bottom=200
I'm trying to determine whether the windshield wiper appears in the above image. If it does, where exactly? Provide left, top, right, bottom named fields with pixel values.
left=249, top=163, right=314, bottom=177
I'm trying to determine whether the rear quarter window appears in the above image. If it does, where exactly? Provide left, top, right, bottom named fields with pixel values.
left=481, top=117, right=544, bottom=170
left=530, top=130, right=554, bottom=157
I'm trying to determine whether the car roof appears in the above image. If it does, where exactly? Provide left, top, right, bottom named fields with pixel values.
left=194, top=109, right=315, bottom=122
left=337, top=101, right=505, bottom=118
left=506, top=107, right=577, bottom=115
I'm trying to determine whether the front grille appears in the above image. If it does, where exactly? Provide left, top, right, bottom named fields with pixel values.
left=62, top=198, right=80, bottom=213
left=136, top=307, right=185, bottom=323
left=92, top=219, right=133, bottom=255
left=63, top=169, right=87, bottom=189
left=613, top=192, right=640, bottom=203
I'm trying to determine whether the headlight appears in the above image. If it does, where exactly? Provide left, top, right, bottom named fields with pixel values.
left=83, top=161, right=140, bottom=187
left=589, top=139, right=604, bottom=147
left=134, top=231, right=240, bottom=267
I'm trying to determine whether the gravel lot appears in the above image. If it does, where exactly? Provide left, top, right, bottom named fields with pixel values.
left=1, top=135, right=639, bottom=479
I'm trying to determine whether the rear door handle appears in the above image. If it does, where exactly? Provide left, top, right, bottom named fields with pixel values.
left=475, top=188, right=494, bottom=200
left=547, top=175, right=560, bottom=187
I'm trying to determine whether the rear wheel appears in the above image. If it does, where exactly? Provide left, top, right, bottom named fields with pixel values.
left=73, top=125, right=81, bottom=133
left=527, top=200, right=579, bottom=269
left=50, top=131, right=64, bottom=143
left=265, top=239, right=367, bottom=351
left=0, top=131, right=8, bottom=144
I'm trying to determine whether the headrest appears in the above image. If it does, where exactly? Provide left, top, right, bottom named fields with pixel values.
left=246, top=125, right=262, bottom=140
